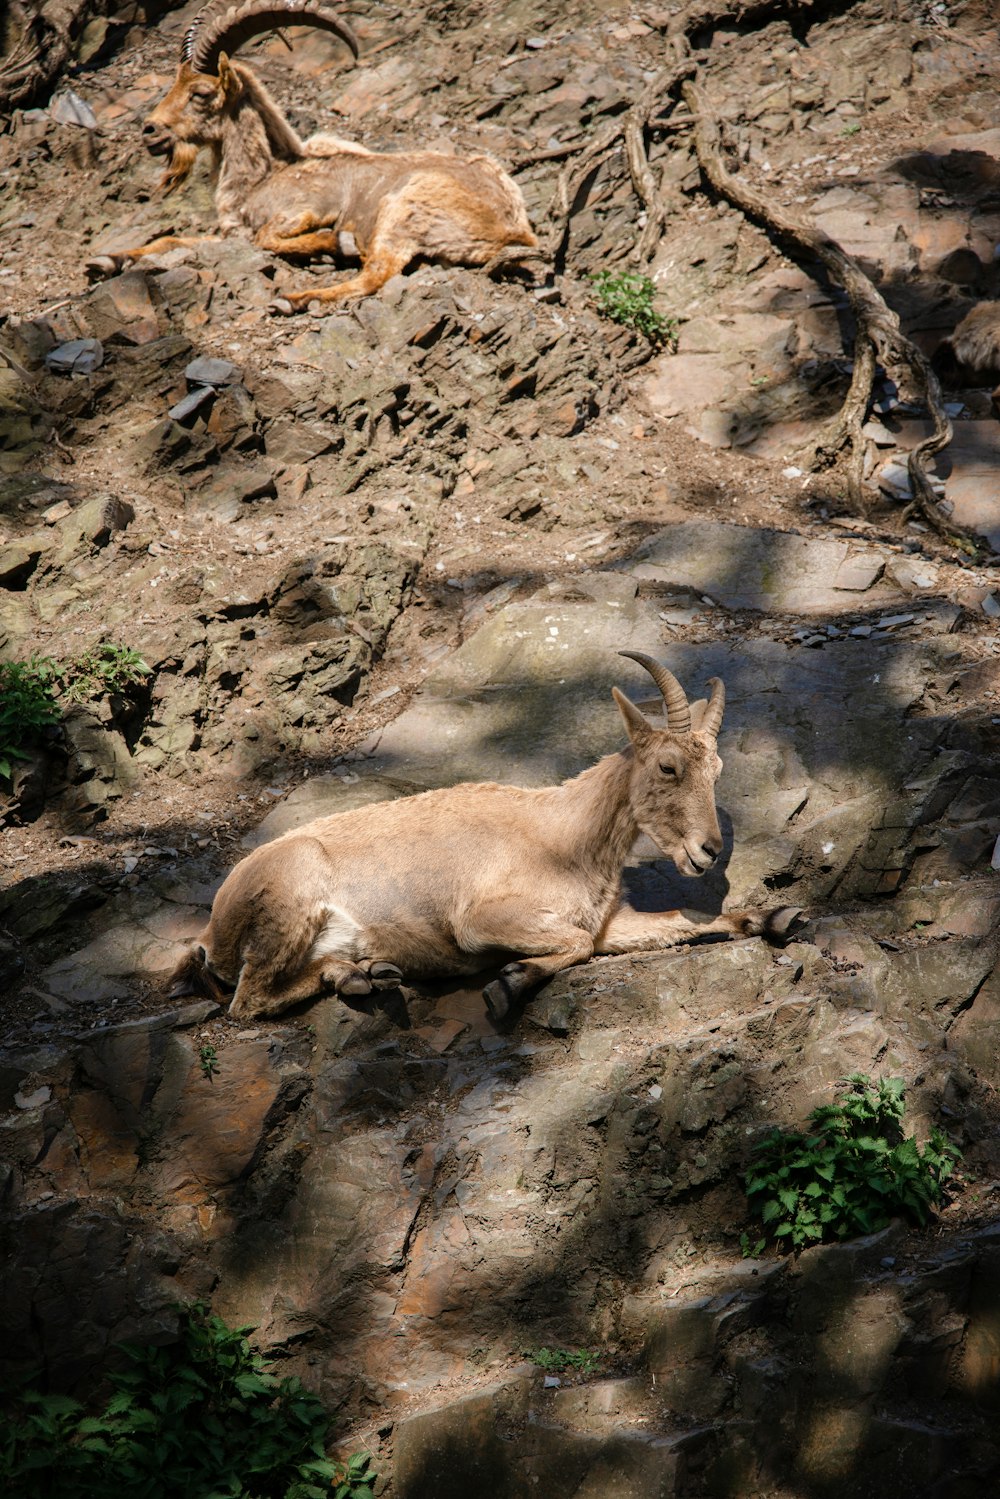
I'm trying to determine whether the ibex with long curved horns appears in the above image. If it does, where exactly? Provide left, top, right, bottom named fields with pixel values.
left=169, top=653, right=801, bottom=1024
left=89, top=0, right=538, bottom=310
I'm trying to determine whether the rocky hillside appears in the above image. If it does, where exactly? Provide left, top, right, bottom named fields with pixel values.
left=2, top=0, right=1000, bottom=1494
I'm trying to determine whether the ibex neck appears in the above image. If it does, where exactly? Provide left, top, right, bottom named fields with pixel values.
left=555, top=751, right=638, bottom=878
left=218, top=107, right=274, bottom=215
left=217, top=74, right=303, bottom=221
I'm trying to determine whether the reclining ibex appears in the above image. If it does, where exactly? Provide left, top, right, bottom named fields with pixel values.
left=934, top=301, right=1000, bottom=413
left=170, top=654, right=801, bottom=1024
left=90, top=0, right=538, bottom=311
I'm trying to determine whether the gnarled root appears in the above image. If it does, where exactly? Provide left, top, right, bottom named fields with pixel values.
left=682, top=76, right=968, bottom=545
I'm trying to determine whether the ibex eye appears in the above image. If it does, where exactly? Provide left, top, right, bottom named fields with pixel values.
left=659, top=762, right=678, bottom=777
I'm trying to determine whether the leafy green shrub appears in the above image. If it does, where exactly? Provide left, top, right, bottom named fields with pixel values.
left=524, top=1347, right=601, bottom=1377
left=590, top=270, right=676, bottom=348
left=0, top=655, right=61, bottom=783
left=744, top=1074, right=961, bottom=1251
left=61, top=643, right=150, bottom=704
left=0, top=1303, right=374, bottom=1499
left=332, top=1452, right=376, bottom=1499
left=1, top=643, right=151, bottom=787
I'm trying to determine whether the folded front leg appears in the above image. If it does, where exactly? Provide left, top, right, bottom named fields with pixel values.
left=229, top=956, right=401, bottom=1020
left=461, top=899, right=596, bottom=1025
left=273, top=248, right=412, bottom=311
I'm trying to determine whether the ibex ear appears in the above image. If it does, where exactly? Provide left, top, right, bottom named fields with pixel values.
left=612, top=686, right=652, bottom=746
left=217, top=53, right=239, bottom=97
left=688, top=697, right=708, bottom=730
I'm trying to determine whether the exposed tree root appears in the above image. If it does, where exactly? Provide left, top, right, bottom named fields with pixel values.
left=683, top=75, right=966, bottom=542
left=0, top=0, right=184, bottom=112
left=531, top=0, right=975, bottom=551
left=541, top=0, right=852, bottom=267
left=543, top=41, right=696, bottom=268
left=1, top=0, right=90, bottom=112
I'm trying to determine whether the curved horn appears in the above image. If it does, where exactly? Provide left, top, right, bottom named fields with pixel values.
left=618, top=651, right=691, bottom=734
left=183, top=0, right=359, bottom=74
left=700, top=676, right=725, bottom=739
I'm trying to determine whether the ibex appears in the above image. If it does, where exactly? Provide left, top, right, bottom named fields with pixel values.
left=934, top=301, right=1000, bottom=401
left=90, top=0, right=538, bottom=310
left=169, top=654, right=802, bottom=1024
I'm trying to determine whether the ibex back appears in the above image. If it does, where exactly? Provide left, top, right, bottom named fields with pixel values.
left=91, top=0, right=538, bottom=310
left=170, top=653, right=801, bottom=1024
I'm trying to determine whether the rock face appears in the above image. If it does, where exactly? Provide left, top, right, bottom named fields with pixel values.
left=3, top=531, right=1000, bottom=1494
left=2, top=879, right=1000, bottom=1495
left=353, top=523, right=993, bottom=910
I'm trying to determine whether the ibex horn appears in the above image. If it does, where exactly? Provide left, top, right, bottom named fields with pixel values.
left=183, top=0, right=360, bottom=74
left=701, top=677, right=725, bottom=740
left=618, top=651, right=691, bottom=734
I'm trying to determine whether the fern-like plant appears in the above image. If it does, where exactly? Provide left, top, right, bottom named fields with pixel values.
left=0, top=656, right=61, bottom=784
left=61, top=643, right=150, bottom=703
left=1, top=643, right=152, bottom=787
left=523, top=1347, right=601, bottom=1376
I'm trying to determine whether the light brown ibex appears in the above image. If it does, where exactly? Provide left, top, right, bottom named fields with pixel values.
left=90, top=0, right=538, bottom=310
left=169, top=653, right=802, bottom=1024
left=934, top=301, right=1000, bottom=414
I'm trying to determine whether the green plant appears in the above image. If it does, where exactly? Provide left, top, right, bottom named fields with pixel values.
left=739, top=1231, right=766, bottom=1259
left=0, top=643, right=152, bottom=787
left=199, top=1043, right=220, bottom=1081
left=332, top=1451, right=375, bottom=1499
left=61, top=642, right=150, bottom=704
left=0, top=1302, right=364, bottom=1499
left=841, top=121, right=861, bottom=136
left=589, top=271, right=676, bottom=348
left=744, top=1074, right=961, bottom=1252
left=524, top=1347, right=601, bottom=1377
left=0, top=655, right=62, bottom=783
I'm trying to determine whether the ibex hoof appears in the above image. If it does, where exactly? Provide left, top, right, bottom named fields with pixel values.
left=269, top=297, right=296, bottom=316
left=86, top=255, right=121, bottom=280
left=483, top=977, right=512, bottom=1024
left=764, top=906, right=807, bottom=944
left=338, top=973, right=372, bottom=996
left=369, top=962, right=403, bottom=991
left=483, top=963, right=527, bottom=1025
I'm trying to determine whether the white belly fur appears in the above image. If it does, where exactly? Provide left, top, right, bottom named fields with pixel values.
left=308, top=905, right=364, bottom=962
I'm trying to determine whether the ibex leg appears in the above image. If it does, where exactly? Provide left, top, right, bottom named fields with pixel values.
left=87, top=235, right=217, bottom=276
left=276, top=247, right=413, bottom=309
left=596, top=903, right=804, bottom=954
left=255, top=212, right=342, bottom=259
left=462, top=901, right=596, bottom=1023
left=229, top=955, right=400, bottom=1020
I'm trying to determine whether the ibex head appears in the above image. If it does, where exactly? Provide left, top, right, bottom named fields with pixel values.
left=142, top=0, right=359, bottom=191
left=613, top=651, right=725, bottom=878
